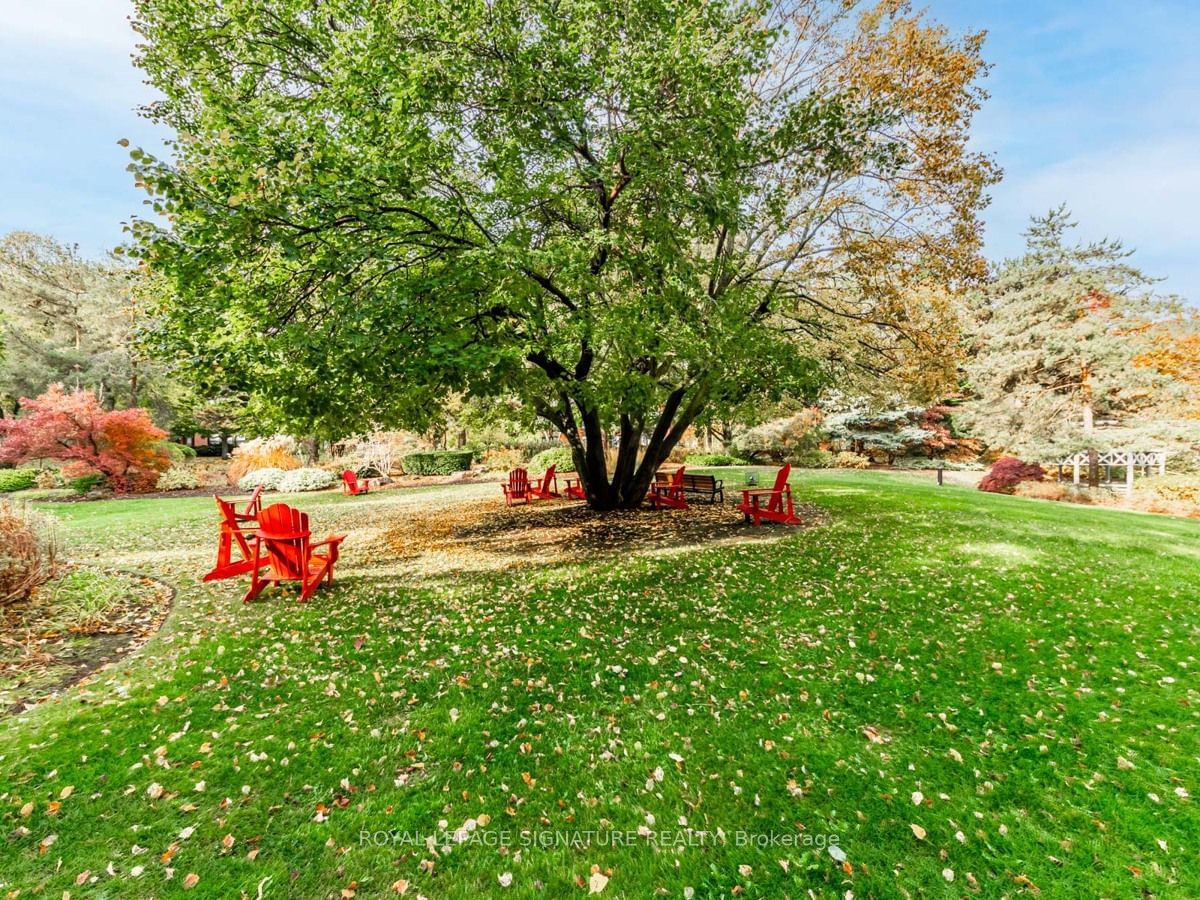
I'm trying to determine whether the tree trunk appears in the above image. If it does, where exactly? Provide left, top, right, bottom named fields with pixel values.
left=556, top=386, right=704, bottom=511
left=1081, top=363, right=1094, bottom=433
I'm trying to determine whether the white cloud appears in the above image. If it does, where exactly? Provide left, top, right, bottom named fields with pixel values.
left=1, top=0, right=137, bottom=51
left=984, top=137, right=1200, bottom=302
left=1010, top=139, right=1200, bottom=252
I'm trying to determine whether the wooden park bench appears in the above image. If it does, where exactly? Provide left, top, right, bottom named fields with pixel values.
left=679, top=472, right=723, bottom=504
left=650, top=469, right=724, bottom=505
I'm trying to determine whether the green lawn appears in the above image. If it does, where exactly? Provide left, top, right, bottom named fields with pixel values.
left=1, top=471, right=1197, bottom=898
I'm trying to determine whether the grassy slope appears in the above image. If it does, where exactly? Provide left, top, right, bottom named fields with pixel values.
left=0, top=472, right=1196, bottom=898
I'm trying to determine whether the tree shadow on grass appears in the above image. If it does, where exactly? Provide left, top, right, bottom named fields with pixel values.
left=375, top=496, right=827, bottom=577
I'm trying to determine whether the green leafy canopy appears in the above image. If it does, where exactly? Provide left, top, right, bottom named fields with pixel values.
left=129, top=0, right=994, bottom=505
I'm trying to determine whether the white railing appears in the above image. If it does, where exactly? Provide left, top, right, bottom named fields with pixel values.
left=1055, top=449, right=1167, bottom=489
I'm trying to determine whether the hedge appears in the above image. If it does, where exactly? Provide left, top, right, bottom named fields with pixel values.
left=0, top=469, right=38, bottom=493
left=401, top=450, right=474, bottom=476
left=683, top=453, right=749, bottom=467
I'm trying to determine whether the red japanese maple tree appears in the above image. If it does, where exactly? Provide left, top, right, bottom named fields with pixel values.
left=978, top=456, right=1045, bottom=495
left=0, top=385, right=172, bottom=492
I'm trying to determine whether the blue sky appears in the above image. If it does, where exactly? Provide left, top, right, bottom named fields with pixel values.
left=1, top=0, right=1198, bottom=301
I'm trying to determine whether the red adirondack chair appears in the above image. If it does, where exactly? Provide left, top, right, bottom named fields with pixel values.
left=242, top=503, right=346, bottom=603
left=529, top=464, right=559, bottom=500
left=341, top=469, right=370, bottom=496
left=650, top=466, right=688, bottom=510
left=502, top=468, right=531, bottom=506
left=563, top=475, right=586, bottom=500
left=739, top=464, right=800, bottom=525
left=202, top=485, right=266, bottom=582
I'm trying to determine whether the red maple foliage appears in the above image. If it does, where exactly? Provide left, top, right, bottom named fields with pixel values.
left=919, top=406, right=958, bottom=453
left=0, top=385, right=172, bottom=492
left=978, top=456, right=1045, bottom=495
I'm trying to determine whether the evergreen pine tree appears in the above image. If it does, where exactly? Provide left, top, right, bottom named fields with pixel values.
left=962, top=207, right=1175, bottom=457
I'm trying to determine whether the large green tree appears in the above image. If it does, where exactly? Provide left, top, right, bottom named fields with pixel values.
left=961, top=208, right=1176, bottom=457
left=130, top=0, right=995, bottom=508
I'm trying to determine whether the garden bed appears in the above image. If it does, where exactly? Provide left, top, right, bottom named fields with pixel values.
left=0, top=566, right=174, bottom=713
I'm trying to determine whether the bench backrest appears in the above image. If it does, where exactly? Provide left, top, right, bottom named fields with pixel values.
left=681, top=473, right=718, bottom=490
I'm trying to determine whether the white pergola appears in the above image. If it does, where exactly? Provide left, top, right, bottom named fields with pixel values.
left=1057, top=449, right=1167, bottom=492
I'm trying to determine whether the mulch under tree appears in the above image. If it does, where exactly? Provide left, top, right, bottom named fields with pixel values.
left=378, top=496, right=826, bottom=577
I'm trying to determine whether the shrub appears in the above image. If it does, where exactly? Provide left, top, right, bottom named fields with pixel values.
left=237, top=467, right=289, bottom=491
left=832, top=451, right=870, bottom=469
left=35, top=470, right=60, bottom=489
left=684, top=452, right=749, bottom=467
left=277, top=467, right=336, bottom=492
left=891, top=457, right=984, bottom=472
left=824, top=406, right=976, bottom=465
left=979, top=456, right=1045, bottom=494
left=227, top=435, right=301, bottom=483
left=0, top=385, right=171, bottom=492
left=1014, top=481, right=1067, bottom=501
left=402, top=450, right=475, bottom=475
left=733, top=408, right=825, bottom=462
left=69, top=473, right=107, bottom=494
left=481, top=447, right=526, bottom=471
left=0, top=499, right=58, bottom=606
left=790, top=449, right=833, bottom=468
left=157, top=465, right=201, bottom=491
left=527, top=447, right=575, bottom=473
left=1147, top=475, right=1200, bottom=505
left=0, top=468, right=37, bottom=493
left=337, top=431, right=419, bottom=477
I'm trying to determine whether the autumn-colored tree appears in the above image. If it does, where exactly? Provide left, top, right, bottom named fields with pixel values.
left=0, top=385, right=172, bottom=492
left=1135, top=314, right=1200, bottom=419
left=978, top=457, right=1044, bottom=494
